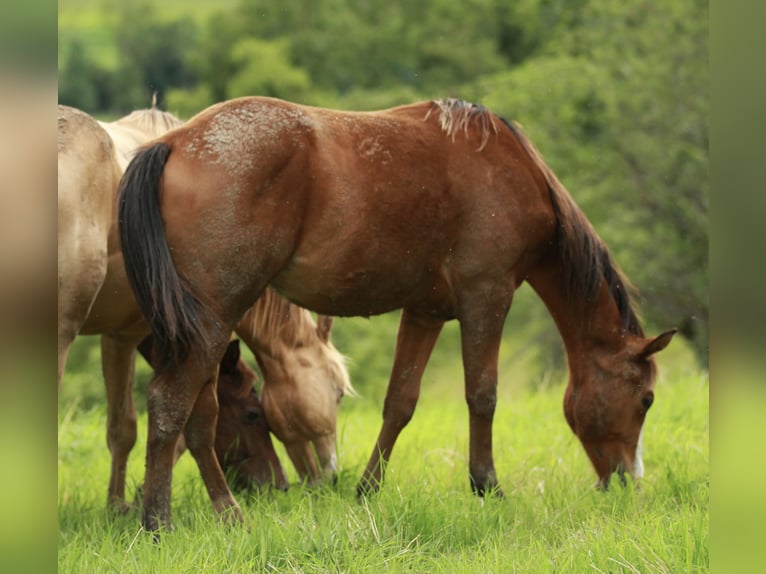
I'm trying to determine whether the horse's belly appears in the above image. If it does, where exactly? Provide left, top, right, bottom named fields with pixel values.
left=271, top=259, right=446, bottom=318
left=79, top=253, right=148, bottom=337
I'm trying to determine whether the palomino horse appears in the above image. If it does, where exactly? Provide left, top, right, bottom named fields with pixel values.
left=59, top=105, right=352, bottom=511
left=118, top=96, right=676, bottom=530
left=58, top=104, right=286, bottom=504
left=235, top=295, right=353, bottom=483
left=57, top=105, right=119, bottom=384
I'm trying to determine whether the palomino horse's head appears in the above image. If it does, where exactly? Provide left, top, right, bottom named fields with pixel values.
left=240, top=298, right=353, bottom=486
left=562, top=329, right=676, bottom=488
left=214, top=339, right=289, bottom=491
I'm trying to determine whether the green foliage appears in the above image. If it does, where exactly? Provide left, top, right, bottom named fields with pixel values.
left=228, top=37, right=311, bottom=100
left=58, top=0, right=708, bottom=373
left=58, top=39, right=114, bottom=112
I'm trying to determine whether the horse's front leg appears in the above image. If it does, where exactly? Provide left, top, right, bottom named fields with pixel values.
left=459, top=297, right=510, bottom=498
left=101, top=334, right=139, bottom=512
left=357, top=310, right=443, bottom=497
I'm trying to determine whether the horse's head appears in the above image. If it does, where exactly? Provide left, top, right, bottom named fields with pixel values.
left=258, top=315, right=353, bottom=485
left=214, top=339, right=289, bottom=491
left=563, top=329, right=676, bottom=488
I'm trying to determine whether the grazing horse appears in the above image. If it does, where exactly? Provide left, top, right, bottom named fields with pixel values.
left=58, top=104, right=351, bottom=512
left=235, top=295, right=353, bottom=484
left=118, top=96, right=676, bottom=530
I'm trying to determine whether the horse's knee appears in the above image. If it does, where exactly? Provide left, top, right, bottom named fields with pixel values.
left=382, top=397, right=417, bottom=430
left=184, top=420, right=215, bottom=454
left=184, top=401, right=218, bottom=455
left=465, top=380, right=497, bottom=420
left=107, top=413, right=137, bottom=453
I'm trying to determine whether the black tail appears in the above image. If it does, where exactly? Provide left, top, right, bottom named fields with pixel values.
left=118, top=142, right=211, bottom=370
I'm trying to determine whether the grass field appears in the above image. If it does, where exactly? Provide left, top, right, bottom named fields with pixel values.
left=58, top=361, right=708, bottom=572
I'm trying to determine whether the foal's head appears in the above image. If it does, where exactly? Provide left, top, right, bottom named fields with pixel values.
left=215, top=339, right=289, bottom=491
left=563, top=329, right=677, bottom=488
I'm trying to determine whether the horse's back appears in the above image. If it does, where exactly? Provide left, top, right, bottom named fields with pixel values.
left=153, top=96, right=556, bottom=319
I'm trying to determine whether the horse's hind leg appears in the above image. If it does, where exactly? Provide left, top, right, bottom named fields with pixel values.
left=136, top=336, right=189, bottom=466
left=141, top=347, right=242, bottom=531
left=141, top=364, right=205, bottom=531
left=459, top=299, right=510, bottom=498
left=101, top=334, right=138, bottom=511
left=183, top=374, right=243, bottom=523
left=357, top=310, right=443, bottom=497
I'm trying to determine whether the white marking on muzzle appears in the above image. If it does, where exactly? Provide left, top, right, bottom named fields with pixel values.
left=633, top=426, right=645, bottom=478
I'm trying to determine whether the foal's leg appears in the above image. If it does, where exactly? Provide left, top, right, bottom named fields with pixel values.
left=101, top=334, right=138, bottom=511
left=459, top=304, right=508, bottom=497
left=357, top=310, right=443, bottom=497
left=183, top=376, right=243, bottom=523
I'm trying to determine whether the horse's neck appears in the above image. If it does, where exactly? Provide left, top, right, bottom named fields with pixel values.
left=98, top=121, right=147, bottom=170
left=526, top=255, right=626, bottom=364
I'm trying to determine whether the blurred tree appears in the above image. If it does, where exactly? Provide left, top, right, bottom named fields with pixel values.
left=58, top=39, right=113, bottom=112
left=236, top=0, right=512, bottom=95
left=188, top=10, right=243, bottom=103
left=227, top=38, right=311, bottom=100
left=104, top=1, right=199, bottom=113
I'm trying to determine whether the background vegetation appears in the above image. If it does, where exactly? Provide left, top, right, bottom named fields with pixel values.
left=59, top=1, right=708, bottom=570
left=59, top=0, right=708, bottom=381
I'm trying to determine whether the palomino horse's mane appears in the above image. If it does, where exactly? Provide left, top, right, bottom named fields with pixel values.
left=113, top=104, right=184, bottom=139
left=502, top=119, right=644, bottom=337
left=248, top=289, right=355, bottom=397
left=425, top=98, right=500, bottom=151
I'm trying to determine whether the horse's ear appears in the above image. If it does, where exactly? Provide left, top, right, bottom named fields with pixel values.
left=317, top=315, right=334, bottom=342
left=221, top=339, right=241, bottom=372
left=637, top=329, right=677, bottom=360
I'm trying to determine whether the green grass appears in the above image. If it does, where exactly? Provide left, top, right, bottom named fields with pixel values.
left=58, top=366, right=708, bottom=572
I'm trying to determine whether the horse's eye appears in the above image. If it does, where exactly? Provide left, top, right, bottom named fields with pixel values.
left=246, top=409, right=261, bottom=423
left=641, top=392, right=654, bottom=412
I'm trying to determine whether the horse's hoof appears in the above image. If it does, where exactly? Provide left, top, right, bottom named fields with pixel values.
left=470, top=477, right=504, bottom=499
left=219, top=503, right=245, bottom=528
left=355, top=478, right=379, bottom=500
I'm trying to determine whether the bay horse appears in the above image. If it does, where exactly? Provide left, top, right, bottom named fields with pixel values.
left=118, top=96, right=676, bottom=530
left=58, top=104, right=351, bottom=511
